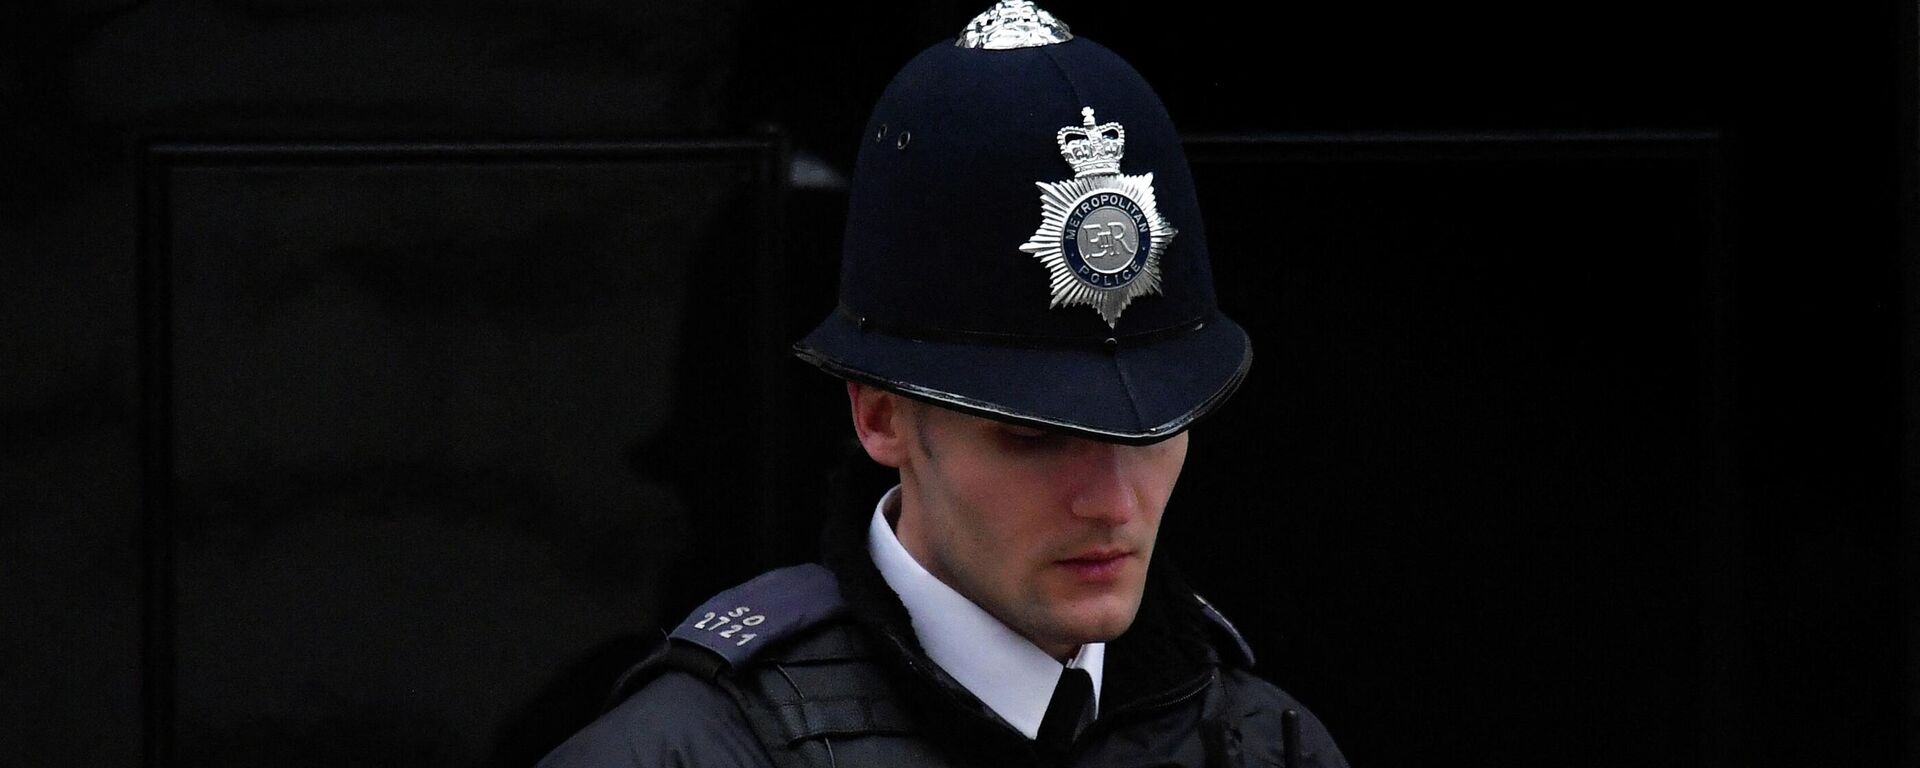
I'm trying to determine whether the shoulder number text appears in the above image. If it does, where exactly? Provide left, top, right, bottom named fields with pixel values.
left=693, top=606, right=766, bottom=646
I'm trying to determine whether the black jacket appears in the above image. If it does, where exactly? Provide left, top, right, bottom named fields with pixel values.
left=538, top=500, right=1348, bottom=768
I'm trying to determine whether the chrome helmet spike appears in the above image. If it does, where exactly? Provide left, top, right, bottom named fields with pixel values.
left=956, top=0, right=1073, bottom=50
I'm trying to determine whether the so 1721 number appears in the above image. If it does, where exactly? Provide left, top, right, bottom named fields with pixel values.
left=693, top=606, right=766, bottom=646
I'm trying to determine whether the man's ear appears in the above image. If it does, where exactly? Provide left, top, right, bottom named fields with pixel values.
left=848, top=382, right=911, bottom=468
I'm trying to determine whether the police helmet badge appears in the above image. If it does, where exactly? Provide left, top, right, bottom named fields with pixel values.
left=1020, top=106, right=1178, bottom=328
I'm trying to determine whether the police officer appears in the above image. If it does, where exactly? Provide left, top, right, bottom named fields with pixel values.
left=540, top=2, right=1348, bottom=766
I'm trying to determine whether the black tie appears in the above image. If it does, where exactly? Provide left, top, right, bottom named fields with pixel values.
left=1036, top=666, right=1095, bottom=756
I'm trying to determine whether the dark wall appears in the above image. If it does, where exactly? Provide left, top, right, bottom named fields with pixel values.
left=2, top=1, right=1912, bottom=767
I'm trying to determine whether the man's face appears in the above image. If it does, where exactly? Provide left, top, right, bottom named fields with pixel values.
left=854, top=387, right=1189, bottom=659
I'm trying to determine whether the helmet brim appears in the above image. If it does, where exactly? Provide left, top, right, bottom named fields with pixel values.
left=793, top=311, right=1252, bottom=445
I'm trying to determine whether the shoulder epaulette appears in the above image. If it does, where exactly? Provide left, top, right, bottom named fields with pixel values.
left=601, top=564, right=849, bottom=713
left=1194, top=592, right=1257, bottom=667
left=668, top=563, right=848, bottom=670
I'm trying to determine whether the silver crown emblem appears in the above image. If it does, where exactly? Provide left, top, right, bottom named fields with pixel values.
left=956, top=0, right=1073, bottom=50
left=1056, top=107, right=1127, bottom=178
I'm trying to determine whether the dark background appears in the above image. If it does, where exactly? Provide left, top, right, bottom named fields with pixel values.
left=3, top=1, right=1914, bottom=766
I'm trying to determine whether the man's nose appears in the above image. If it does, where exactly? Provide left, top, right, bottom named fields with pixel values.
left=1068, top=441, right=1142, bottom=524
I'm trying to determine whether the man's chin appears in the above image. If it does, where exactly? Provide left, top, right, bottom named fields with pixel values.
left=1053, top=595, right=1144, bottom=644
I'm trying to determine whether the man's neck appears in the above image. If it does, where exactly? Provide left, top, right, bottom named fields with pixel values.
left=866, top=486, right=1106, bottom=737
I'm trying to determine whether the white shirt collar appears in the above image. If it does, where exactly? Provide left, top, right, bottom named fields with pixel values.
left=867, top=485, right=1104, bottom=739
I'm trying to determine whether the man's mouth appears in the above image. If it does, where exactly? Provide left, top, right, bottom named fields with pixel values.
left=1056, top=549, right=1133, bottom=581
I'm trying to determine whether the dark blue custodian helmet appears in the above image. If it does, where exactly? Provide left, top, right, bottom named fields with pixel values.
left=794, top=1, right=1251, bottom=445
